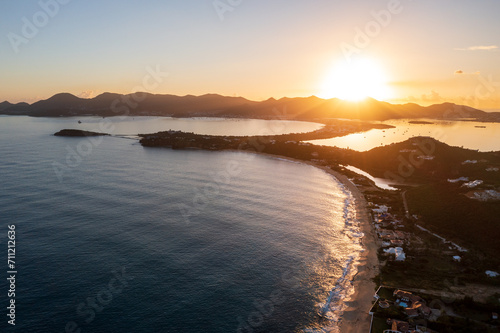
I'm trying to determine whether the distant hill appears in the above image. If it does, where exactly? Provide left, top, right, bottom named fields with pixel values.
left=348, top=136, right=500, bottom=182
left=345, top=136, right=500, bottom=256
left=1, top=92, right=499, bottom=122
left=0, top=101, right=13, bottom=111
left=0, top=101, right=30, bottom=114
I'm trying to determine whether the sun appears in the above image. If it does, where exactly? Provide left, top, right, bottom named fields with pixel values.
left=319, top=57, right=392, bottom=101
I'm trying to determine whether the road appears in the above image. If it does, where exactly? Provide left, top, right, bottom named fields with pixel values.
left=402, top=190, right=410, bottom=218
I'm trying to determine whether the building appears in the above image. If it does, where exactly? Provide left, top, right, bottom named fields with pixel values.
left=394, top=290, right=431, bottom=318
left=384, top=247, right=406, bottom=261
left=385, top=319, right=410, bottom=333
left=394, top=290, right=423, bottom=304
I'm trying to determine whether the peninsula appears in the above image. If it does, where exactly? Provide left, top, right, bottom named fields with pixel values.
left=135, top=128, right=500, bottom=332
left=53, top=115, right=500, bottom=332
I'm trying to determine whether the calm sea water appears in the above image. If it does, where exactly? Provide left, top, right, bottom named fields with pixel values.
left=0, top=116, right=361, bottom=332
left=40, top=116, right=324, bottom=136
left=308, top=118, right=500, bottom=152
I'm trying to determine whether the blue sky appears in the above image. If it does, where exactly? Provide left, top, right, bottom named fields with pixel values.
left=1, top=0, right=499, bottom=109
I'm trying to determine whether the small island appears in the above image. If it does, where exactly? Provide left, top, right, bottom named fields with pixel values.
left=54, top=129, right=110, bottom=137
left=408, top=120, right=434, bottom=125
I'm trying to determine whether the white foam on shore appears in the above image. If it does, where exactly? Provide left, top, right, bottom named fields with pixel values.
left=246, top=155, right=368, bottom=332
left=304, top=182, right=365, bottom=332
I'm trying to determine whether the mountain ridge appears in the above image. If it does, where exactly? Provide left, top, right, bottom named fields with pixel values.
left=1, top=92, right=499, bottom=122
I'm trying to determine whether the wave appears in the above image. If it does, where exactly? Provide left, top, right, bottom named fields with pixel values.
left=304, top=184, right=365, bottom=332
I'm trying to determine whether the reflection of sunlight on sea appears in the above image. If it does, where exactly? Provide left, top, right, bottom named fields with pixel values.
left=30, top=115, right=324, bottom=136
left=302, top=182, right=365, bottom=333
left=0, top=116, right=364, bottom=332
left=306, top=119, right=500, bottom=152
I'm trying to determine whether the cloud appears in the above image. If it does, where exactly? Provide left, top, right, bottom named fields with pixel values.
left=454, top=70, right=480, bottom=75
left=455, top=45, right=498, bottom=51
left=77, top=90, right=95, bottom=99
left=421, top=90, right=442, bottom=103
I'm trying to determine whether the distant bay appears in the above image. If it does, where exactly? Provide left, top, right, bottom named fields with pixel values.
left=307, top=118, right=500, bottom=152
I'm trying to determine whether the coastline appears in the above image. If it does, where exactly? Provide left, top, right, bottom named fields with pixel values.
left=230, top=150, right=379, bottom=332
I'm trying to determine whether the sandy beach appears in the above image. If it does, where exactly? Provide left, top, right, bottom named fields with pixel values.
left=233, top=151, right=380, bottom=333
left=331, top=170, right=379, bottom=333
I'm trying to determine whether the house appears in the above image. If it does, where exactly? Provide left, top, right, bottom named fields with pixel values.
left=378, top=213, right=393, bottom=222
left=393, top=290, right=423, bottom=304
left=381, top=221, right=393, bottom=228
left=394, top=290, right=413, bottom=302
left=378, top=230, right=394, bottom=240
left=415, top=325, right=439, bottom=332
left=486, top=270, right=499, bottom=277
left=447, top=177, right=469, bottom=183
left=412, top=301, right=432, bottom=317
left=405, top=307, right=419, bottom=318
left=391, top=239, right=404, bottom=246
left=372, top=205, right=389, bottom=214
left=385, top=319, right=410, bottom=333
left=394, top=290, right=432, bottom=319
left=384, top=247, right=406, bottom=261
left=393, top=231, right=406, bottom=240
left=462, top=180, right=483, bottom=188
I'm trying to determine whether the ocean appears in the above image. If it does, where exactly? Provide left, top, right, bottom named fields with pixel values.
left=0, top=116, right=363, bottom=332
left=308, top=118, right=500, bottom=152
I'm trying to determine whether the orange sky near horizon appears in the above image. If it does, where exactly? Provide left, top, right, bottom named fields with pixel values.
left=1, top=1, right=499, bottom=110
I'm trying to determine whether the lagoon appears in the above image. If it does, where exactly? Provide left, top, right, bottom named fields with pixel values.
left=307, top=119, right=500, bottom=152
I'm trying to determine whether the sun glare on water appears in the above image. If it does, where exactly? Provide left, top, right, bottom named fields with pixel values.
left=319, top=57, right=392, bottom=101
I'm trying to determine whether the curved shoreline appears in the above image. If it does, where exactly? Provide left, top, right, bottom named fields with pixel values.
left=228, top=150, right=379, bottom=332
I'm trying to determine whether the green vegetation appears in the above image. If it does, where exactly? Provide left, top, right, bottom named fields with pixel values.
left=50, top=122, right=500, bottom=332
left=54, top=129, right=109, bottom=137
left=138, top=130, right=500, bottom=266
left=371, top=316, right=391, bottom=333
left=348, top=137, right=500, bottom=184
left=134, top=129, right=500, bottom=332
left=407, top=183, right=500, bottom=260
left=371, top=287, right=500, bottom=333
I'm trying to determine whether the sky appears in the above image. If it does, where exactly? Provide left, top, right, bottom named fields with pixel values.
left=0, top=0, right=499, bottom=109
